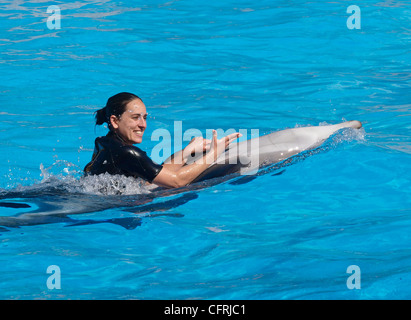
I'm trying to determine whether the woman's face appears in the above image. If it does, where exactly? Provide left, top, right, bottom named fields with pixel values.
left=110, top=99, right=147, bottom=145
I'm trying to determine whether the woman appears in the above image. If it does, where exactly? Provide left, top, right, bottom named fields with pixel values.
left=84, top=92, right=241, bottom=188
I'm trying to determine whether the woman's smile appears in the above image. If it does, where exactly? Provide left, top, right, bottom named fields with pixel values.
left=133, top=128, right=144, bottom=138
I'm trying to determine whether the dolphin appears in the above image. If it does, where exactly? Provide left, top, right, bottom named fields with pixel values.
left=191, top=120, right=362, bottom=182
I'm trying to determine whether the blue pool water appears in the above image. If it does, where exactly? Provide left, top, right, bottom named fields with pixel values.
left=0, top=0, right=410, bottom=299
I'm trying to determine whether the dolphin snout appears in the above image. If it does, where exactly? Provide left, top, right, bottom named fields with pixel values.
left=348, top=120, right=362, bottom=129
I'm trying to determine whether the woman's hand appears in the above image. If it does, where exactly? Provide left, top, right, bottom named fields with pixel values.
left=186, top=137, right=212, bottom=155
left=184, top=131, right=242, bottom=163
left=209, top=130, right=242, bottom=162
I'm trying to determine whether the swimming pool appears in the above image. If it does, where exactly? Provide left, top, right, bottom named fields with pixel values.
left=0, top=0, right=410, bottom=300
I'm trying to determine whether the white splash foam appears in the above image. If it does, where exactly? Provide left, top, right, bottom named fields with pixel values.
left=38, top=160, right=151, bottom=196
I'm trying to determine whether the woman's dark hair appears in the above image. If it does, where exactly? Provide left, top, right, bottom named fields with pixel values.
left=95, top=92, right=142, bottom=128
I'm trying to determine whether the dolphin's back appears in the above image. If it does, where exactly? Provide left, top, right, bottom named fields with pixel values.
left=191, top=121, right=362, bottom=183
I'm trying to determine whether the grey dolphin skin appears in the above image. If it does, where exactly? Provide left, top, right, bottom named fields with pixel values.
left=191, top=121, right=362, bottom=182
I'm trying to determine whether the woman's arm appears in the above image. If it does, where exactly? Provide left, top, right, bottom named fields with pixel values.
left=152, top=130, right=241, bottom=188
left=162, top=137, right=211, bottom=172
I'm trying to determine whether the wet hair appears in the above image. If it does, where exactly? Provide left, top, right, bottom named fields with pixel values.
left=95, top=92, right=142, bottom=129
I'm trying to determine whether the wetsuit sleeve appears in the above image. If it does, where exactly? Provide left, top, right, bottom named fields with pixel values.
left=119, top=146, right=163, bottom=183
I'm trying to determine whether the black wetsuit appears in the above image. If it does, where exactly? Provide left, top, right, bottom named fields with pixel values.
left=84, top=131, right=163, bottom=183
